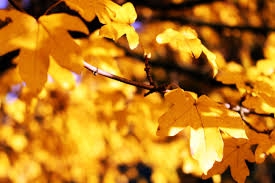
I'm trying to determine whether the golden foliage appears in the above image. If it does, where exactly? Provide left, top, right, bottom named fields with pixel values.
left=1, top=0, right=275, bottom=183
left=158, top=88, right=247, bottom=173
left=0, top=10, right=88, bottom=93
left=202, top=137, right=255, bottom=183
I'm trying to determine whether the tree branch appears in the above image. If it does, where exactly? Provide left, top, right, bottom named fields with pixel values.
left=43, top=0, right=63, bottom=15
left=225, top=102, right=273, bottom=134
left=154, top=16, right=275, bottom=34
left=84, top=61, right=156, bottom=91
left=130, top=0, right=221, bottom=11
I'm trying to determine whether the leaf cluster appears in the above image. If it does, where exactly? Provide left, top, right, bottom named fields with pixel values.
left=1, top=0, right=275, bottom=183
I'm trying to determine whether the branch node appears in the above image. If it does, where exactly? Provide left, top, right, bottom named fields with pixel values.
left=144, top=53, right=156, bottom=87
left=93, top=67, right=98, bottom=76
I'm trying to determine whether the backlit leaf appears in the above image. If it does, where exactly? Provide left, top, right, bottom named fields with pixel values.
left=0, top=10, right=88, bottom=93
left=63, top=0, right=139, bottom=49
left=247, top=128, right=275, bottom=163
left=156, top=28, right=218, bottom=77
left=99, top=22, right=139, bottom=50
left=63, top=0, right=120, bottom=23
left=202, top=138, right=255, bottom=183
left=242, top=80, right=275, bottom=114
left=156, top=28, right=202, bottom=58
left=158, top=88, right=247, bottom=173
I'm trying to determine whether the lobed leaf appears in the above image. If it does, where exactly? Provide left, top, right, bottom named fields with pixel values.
left=202, top=138, right=255, bottom=183
left=156, top=28, right=218, bottom=77
left=247, top=128, right=275, bottom=163
left=0, top=10, right=88, bottom=93
left=158, top=88, right=247, bottom=173
left=63, top=0, right=139, bottom=49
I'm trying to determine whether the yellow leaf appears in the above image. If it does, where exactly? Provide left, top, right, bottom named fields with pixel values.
left=156, top=28, right=218, bottom=76
left=99, top=22, right=139, bottom=49
left=202, top=45, right=218, bottom=77
left=38, top=13, right=88, bottom=73
left=0, top=10, right=37, bottom=55
left=242, top=80, right=275, bottom=114
left=247, top=128, right=275, bottom=163
left=63, top=0, right=120, bottom=23
left=242, top=95, right=275, bottom=115
left=0, top=152, right=10, bottom=177
left=63, top=0, right=139, bottom=49
left=156, top=28, right=202, bottom=58
left=256, top=59, right=275, bottom=76
left=0, top=10, right=88, bottom=93
left=202, top=138, right=254, bottom=183
left=158, top=88, right=247, bottom=173
left=111, top=2, right=137, bottom=24
left=216, top=62, right=245, bottom=85
left=48, top=57, right=76, bottom=89
left=98, top=2, right=139, bottom=49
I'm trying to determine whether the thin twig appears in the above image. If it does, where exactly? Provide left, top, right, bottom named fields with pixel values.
left=225, top=102, right=273, bottom=134
left=8, top=0, right=25, bottom=12
left=144, top=54, right=156, bottom=87
left=44, top=0, right=63, bottom=15
left=84, top=61, right=155, bottom=91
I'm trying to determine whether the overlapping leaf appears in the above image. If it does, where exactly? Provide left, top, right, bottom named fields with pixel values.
left=0, top=10, right=88, bottom=93
left=156, top=28, right=218, bottom=76
left=247, top=128, right=275, bottom=163
left=63, top=0, right=139, bottom=49
left=202, top=138, right=255, bottom=183
left=157, top=88, right=247, bottom=173
left=63, top=0, right=120, bottom=22
left=242, top=80, right=275, bottom=114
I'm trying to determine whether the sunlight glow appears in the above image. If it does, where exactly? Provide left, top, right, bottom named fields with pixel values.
left=0, top=0, right=8, bottom=9
left=168, top=127, right=184, bottom=136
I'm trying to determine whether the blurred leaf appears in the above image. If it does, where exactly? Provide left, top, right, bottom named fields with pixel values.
left=156, top=28, right=202, bottom=58
left=156, top=28, right=218, bottom=77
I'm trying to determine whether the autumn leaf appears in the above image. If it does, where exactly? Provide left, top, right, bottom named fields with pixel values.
left=63, top=0, right=120, bottom=23
left=216, top=62, right=245, bottom=85
left=202, top=137, right=255, bottom=183
left=157, top=88, right=247, bottom=173
left=242, top=80, right=275, bottom=114
left=156, top=28, right=202, bottom=58
left=242, top=95, right=275, bottom=115
left=247, top=128, right=275, bottom=163
left=99, top=2, right=139, bottom=49
left=156, top=28, right=218, bottom=76
left=256, top=59, right=275, bottom=76
left=48, top=56, right=76, bottom=89
left=0, top=10, right=88, bottom=93
left=63, top=0, right=139, bottom=49
left=100, top=22, right=139, bottom=50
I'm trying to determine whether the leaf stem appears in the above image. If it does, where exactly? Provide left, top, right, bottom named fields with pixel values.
left=8, top=0, right=25, bottom=12
left=84, top=61, right=155, bottom=91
